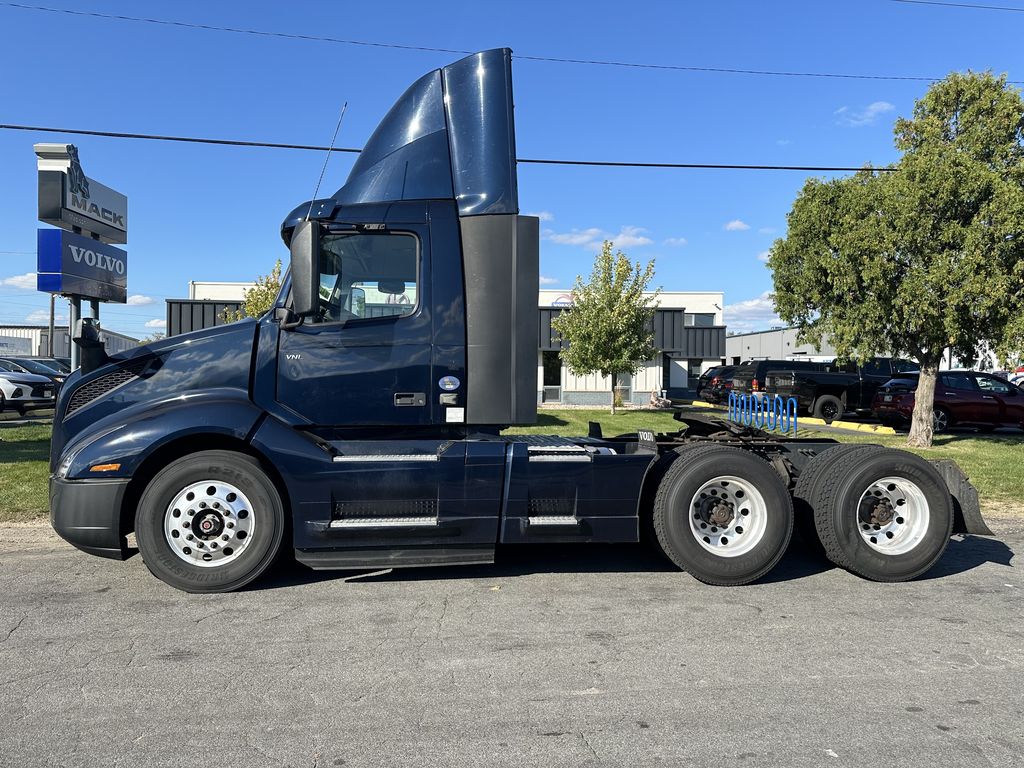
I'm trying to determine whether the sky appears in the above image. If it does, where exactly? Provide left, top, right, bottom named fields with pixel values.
left=1, top=0, right=1022, bottom=338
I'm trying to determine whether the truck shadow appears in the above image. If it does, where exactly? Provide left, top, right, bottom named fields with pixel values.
left=253, top=534, right=1014, bottom=591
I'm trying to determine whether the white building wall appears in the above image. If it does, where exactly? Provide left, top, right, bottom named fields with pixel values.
left=189, top=281, right=255, bottom=301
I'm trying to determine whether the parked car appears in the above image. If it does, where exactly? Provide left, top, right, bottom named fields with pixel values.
left=695, top=365, right=736, bottom=403
left=0, top=366, right=56, bottom=414
left=0, top=357, right=67, bottom=388
left=765, top=357, right=918, bottom=422
left=872, top=370, right=1024, bottom=432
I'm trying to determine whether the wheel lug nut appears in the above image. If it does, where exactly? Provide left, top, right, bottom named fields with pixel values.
left=187, top=534, right=194, bottom=541
left=227, top=522, right=234, bottom=529
left=188, top=509, right=195, bottom=516
left=222, top=534, right=229, bottom=541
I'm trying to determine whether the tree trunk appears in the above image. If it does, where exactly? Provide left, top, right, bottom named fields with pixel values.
left=610, top=374, right=617, bottom=415
left=906, top=360, right=939, bottom=448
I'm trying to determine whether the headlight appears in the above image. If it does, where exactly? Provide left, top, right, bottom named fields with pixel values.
left=56, top=447, right=81, bottom=479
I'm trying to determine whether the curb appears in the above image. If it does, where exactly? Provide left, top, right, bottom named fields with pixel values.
left=687, top=400, right=897, bottom=435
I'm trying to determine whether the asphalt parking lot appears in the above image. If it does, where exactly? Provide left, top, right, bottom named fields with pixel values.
left=1, top=524, right=1022, bottom=768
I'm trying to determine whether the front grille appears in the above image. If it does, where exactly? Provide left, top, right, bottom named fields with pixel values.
left=30, top=385, right=53, bottom=398
left=65, top=360, right=148, bottom=417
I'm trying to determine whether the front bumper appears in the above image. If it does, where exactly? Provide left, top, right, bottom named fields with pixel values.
left=50, top=476, right=131, bottom=560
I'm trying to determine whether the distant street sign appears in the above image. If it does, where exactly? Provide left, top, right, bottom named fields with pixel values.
left=36, top=228, right=127, bottom=303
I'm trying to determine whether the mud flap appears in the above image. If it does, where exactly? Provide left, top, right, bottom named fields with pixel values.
left=930, top=459, right=993, bottom=536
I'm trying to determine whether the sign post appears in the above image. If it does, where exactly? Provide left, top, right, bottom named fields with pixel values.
left=34, top=144, right=128, bottom=369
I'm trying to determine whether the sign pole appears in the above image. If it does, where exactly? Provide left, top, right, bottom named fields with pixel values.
left=47, top=294, right=55, bottom=356
left=69, top=296, right=81, bottom=370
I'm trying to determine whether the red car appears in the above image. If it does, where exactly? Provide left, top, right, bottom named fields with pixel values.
left=873, top=370, right=1024, bottom=432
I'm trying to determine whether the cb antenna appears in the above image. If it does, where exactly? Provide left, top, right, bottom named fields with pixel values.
left=306, top=101, right=348, bottom=220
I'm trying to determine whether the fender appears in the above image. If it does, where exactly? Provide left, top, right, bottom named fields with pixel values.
left=59, top=389, right=265, bottom=481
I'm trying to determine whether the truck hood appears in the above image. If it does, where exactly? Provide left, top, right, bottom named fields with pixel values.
left=51, top=319, right=257, bottom=469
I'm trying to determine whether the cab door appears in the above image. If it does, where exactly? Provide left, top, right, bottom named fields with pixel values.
left=276, top=220, right=433, bottom=427
left=974, top=373, right=1022, bottom=426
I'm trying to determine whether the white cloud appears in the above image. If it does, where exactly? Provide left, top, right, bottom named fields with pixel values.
left=544, top=225, right=653, bottom=251
left=24, top=309, right=67, bottom=324
left=835, top=101, right=895, bottom=127
left=758, top=227, right=777, bottom=235
left=724, top=219, right=750, bottom=232
left=127, top=294, right=156, bottom=306
left=663, top=237, right=688, bottom=247
left=776, top=139, right=792, bottom=146
left=145, top=319, right=167, bottom=329
left=1, top=272, right=37, bottom=289
left=723, top=291, right=782, bottom=333
left=526, top=211, right=554, bottom=222
left=539, top=275, right=559, bottom=286
left=757, top=251, right=771, bottom=263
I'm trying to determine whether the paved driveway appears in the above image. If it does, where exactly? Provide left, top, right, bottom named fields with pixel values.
left=1, top=524, right=1022, bottom=768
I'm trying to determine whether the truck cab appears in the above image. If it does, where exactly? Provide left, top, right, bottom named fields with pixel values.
left=48, top=49, right=986, bottom=593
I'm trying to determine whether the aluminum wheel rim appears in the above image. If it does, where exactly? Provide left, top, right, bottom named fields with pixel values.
left=164, top=480, right=255, bottom=567
left=933, top=409, right=948, bottom=432
left=688, top=475, right=768, bottom=558
left=857, top=476, right=929, bottom=555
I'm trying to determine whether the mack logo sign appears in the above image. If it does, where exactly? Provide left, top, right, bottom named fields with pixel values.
left=35, top=143, right=128, bottom=245
left=36, top=229, right=128, bottom=303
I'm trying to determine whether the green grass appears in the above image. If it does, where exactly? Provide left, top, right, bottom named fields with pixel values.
left=1, top=410, right=1019, bottom=523
left=0, top=424, right=53, bottom=523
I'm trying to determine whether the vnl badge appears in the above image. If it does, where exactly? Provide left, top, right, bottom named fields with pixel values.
left=439, top=375, right=461, bottom=391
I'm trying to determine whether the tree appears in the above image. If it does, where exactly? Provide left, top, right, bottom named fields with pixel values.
left=551, top=241, right=659, bottom=414
left=138, top=332, right=166, bottom=345
left=770, top=72, right=1024, bottom=447
left=221, top=260, right=284, bottom=322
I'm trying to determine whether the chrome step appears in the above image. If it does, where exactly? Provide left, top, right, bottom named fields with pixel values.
left=330, top=517, right=439, bottom=529
left=527, top=516, right=580, bottom=527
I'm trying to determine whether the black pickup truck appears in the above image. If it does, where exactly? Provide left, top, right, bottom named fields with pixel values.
left=765, top=358, right=918, bottom=421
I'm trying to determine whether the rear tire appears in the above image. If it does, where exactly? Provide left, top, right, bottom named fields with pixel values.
left=810, top=448, right=953, bottom=582
left=135, top=450, right=286, bottom=593
left=792, top=444, right=881, bottom=557
left=932, top=407, right=952, bottom=434
left=653, top=445, right=793, bottom=585
left=813, top=395, right=843, bottom=424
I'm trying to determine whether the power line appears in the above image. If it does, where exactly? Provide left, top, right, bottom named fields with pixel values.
left=0, top=1, right=1015, bottom=84
left=890, top=0, right=1024, bottom=11
left=0, top=124, right=891, bottom=173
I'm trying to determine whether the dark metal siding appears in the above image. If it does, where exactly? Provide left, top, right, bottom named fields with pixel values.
left=540, top=308, right=725, bottom=357
left=166, top=300, right=243, bottom=337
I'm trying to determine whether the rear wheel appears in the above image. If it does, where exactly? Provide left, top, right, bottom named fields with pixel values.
left=135, top=450, right=286, bottom=593
left=809, top=448, right=953, bottom=581
left=653, top=445, right=793, bottom=585
left=932, top=407, right=952, bottom=434
left=813, top=395, right=843, bottom=423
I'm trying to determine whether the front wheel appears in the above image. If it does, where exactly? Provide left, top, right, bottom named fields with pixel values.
left=653, top=445, right=793, bottom=586
left=135, top=450, right=286, bottom=593
left=813, top=395, right=843, bottom=423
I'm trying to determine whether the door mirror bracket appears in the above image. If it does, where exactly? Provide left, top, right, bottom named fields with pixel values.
left=273, top=306, right=303, bottom=331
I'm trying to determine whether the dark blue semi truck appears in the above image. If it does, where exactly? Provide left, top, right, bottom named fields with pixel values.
left=48, top=49, right=990, bottom=592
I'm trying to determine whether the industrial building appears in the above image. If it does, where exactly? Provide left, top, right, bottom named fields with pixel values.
left=725, top=327, right=837, bottom=364
left=0, top=325, right=138, bottom=357
left=168, top=284, right=728, bottom=405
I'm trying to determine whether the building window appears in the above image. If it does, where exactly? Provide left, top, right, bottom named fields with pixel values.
left=542, top=351, right=562, bottom=402
left=684, top=313, right=716, bottom=327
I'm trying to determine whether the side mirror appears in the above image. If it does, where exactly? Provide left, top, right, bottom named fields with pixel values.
left=289, top=220, right=321, bottom=317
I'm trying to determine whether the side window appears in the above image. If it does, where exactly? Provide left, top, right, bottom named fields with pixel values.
left=976, top=375, right=1012, bottom=394
left=312, top=231, right=418, bottom=324
left=939, top=372, right=977, bottom=391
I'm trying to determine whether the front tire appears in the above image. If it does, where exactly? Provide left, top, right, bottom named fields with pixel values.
left=135, top=450, right=285, bottom=593
left=653, top=445, right=793, bottom=585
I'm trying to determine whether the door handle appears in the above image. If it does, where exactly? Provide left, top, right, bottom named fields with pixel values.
left=394, top=392, right=426, bottom=407
left=944, top=392, right=957, bottom=396
left=981, top=395, right=996, bottom=400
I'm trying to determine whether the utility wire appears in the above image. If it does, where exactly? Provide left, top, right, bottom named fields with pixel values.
left=890, top=0, right=1024, bottom=11
left=0, top=1, right=1015, bottom=84
left=0, top=124, right=892, bottom=173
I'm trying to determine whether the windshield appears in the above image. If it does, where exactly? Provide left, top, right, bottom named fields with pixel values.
left=12, top=359, right=60, bottom=376
left=0, top=359, right=28, bottom=373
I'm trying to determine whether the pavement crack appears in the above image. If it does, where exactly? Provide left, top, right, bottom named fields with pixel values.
left=2, top=614, right=27, bottom=643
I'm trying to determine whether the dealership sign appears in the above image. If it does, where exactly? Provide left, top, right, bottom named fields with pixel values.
left=35, top=143, right=128, bottom=245
left=37, top=229, right=128, bottom=303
